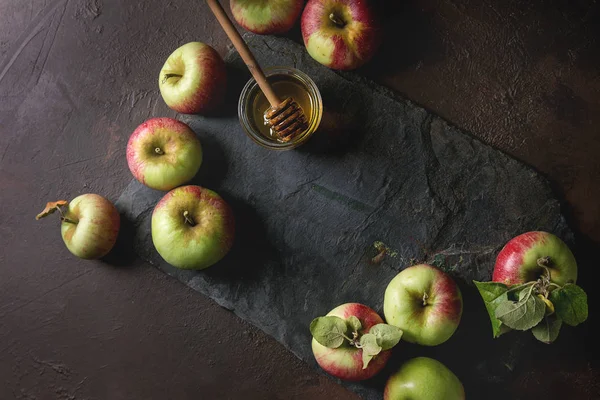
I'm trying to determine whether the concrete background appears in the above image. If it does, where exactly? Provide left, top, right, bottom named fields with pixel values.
left=1, top=0, right=598, bottom=398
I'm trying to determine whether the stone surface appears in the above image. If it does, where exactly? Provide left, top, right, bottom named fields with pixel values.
left=116, top=35, right=571, bottom=399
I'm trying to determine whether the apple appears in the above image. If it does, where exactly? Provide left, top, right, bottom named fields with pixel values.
left=493, top=231, right=577, bottom=286
left=311, top=303, right=393, bottom=381
left=384, top=264, right=463, bottom=346
left=158, top=42, right=227, bottom=115
left=151, top=185, right=234, bottom=270
left=230, top=0, right=303, bottom=35
left=127, top=117, right=202, bottom=191
left=36, top=195, right=120, bottom=259
left=301, top=0, right=382, bottom=70
left=384, top=357, right=465, bottom=400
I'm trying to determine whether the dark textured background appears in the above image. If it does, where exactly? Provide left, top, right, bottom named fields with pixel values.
left=1, top=0, right=599, bottom=399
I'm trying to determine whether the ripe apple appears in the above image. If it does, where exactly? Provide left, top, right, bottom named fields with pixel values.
left=36, top=195, right=120, bottom=259
left=127, top=117, right=202, bottom=191
left=151, top=185, right=234, bottom=270
left=230, top=0, right=303, bottom=35
left=311, top=303, right=392, bottom=381
left=384, top=357, right=465, bottom=400
left=493, top=231, right=577, bottom=286
left=384, top=264, right=463, bottom=346
left=158, top=42, right=227, bottom=115
left=301, top=0, right=382, bottom=70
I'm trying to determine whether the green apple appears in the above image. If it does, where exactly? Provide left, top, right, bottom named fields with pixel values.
left=230, top=0, right=303, bottom=35
left=151, top=185, right=234, bottom=270
left=36, top=194, right=120, bottom=259
left=158, top=42, right=227, bottom=115
left=384, top=264, right=463, bottom=346
left=126, top=117, right=202, bottom=191
left=384, top=357, right=465, bottom=400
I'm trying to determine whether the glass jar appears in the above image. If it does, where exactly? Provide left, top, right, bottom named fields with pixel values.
left=238, top=66, right=323, bottom=150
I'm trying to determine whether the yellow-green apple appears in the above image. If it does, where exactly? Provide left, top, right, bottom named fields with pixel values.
left=311, top=303, right=402, bottom=381
left=158, top=42, right=226, bottom=115
left=384, top=264, right=463, bottom=346
left=127, top=118, right=202, bottom=191
left=151, top=185, right=234, bottom=270
left=493, top=231, right=577, bottom=286
left=230, top=0, right=303, bottom=34
left=384, top=357, right=465, bottom=400
left=36, top=195, right=120, bottom=259
left=301, top=0, right=382, bottom=70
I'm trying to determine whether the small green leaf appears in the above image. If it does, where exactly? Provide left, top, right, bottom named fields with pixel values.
left=473, top=281, right=510, bottom=337
left=309, top=316, right=348, bottom=348
left=359, top=333, right=381, bottom=369
left=347, top=316, right=362, bottom=333
left=495, top=292, right=546, bottom=331
left=531, top=314, right=562, bottom=344
left=549, top=284, right=588, bottom=326
left=369, top=324, right=403, bottom=350
left=362, top=353, right=374, bottom=370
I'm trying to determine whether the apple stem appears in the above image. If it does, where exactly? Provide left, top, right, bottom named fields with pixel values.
left=537, top=256, right=551, bottom=268
left=56, top=207, right=77, bottom=225
left=183, top=211, right=196, bottom=227
left=422, top=292, right=429, bottom=306
left=329, top=13, right=346, bottom=28
left=155, top=147, right=164, bottom=155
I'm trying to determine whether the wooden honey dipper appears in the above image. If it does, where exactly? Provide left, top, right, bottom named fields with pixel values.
left=207, top=0, right=309, bottom=142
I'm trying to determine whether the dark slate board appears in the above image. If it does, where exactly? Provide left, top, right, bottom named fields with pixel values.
left=116, top=35, right=571, bottom=399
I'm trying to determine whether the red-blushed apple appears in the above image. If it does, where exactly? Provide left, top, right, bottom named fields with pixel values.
left=230, top=0, right=303, bottom=35
left=36, top=195, right=120, bottom=260
left=384, top=264, right=463, bottom=346
left=493, top=231, right=577, bottom=286
left=127, top=117, right=202, bottom=191
left=311, top=303, right=395, bottom=381
left=384, top=357, right=465, bottom=400
left=151, top=185, right=234, bottom=270
left=301, top=0, right=382, bottom=70
left=158, top=42, right=227, bottom=115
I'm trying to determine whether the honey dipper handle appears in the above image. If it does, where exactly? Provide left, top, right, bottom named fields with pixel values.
left=206, top=0, right=281, bottom=107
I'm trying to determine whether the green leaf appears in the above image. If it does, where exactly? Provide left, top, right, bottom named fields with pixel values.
left=549, top=284, right=588, bottom=326
left=473, top=281, right=510, bottom=337
left=531, top=314, right=562, bottom=344
left=309, top=316, right=348, bottom=348
left=346, top=316, right=362, bottom=333
left=369, top=324, right=403, bottom=350
left=359, top=333, right=381, bottom=369
left=495, top=291, right=546, bottom=331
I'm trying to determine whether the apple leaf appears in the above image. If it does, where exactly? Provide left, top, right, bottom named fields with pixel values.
left=369, top=324, right=402, bottom=350
left=346, top=316, right=362, bottom=333
left=36, top=200, right=68, bottom=220
left=549, top=284, right=588, bottom=326
left=359, top=333, right=381, bottom=369
left=531, top=314, right=562, bottom=344
left=473, top=281, right=510, bottom=337
left=495, top=290, right=546, bottom=331
left=310, top=316, right=348, bottom=348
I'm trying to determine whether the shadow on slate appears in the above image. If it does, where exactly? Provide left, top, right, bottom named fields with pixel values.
left=116, top=35, right=572, bottom=400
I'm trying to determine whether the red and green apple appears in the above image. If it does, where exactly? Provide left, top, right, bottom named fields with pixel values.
left=127, top=117, right=203, bottom=191
left=230, top=0, right=303, bottom=35
left=384, top=264, right=463, bottom=346
left=36, top=195, right=120, bottom=259
left=310, top=302, right=401, bottom=381
left=384, top=357, right=465, bottom=400
left=151, top=185, right=235, bottom=270
left=493, top=231, right=577, bottom=286
left=159, top=42, right=227, bottom=115
left=301, top=0, right=382, bottom=70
